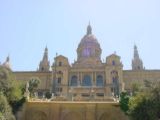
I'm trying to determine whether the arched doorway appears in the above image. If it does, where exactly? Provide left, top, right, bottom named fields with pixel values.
left=63, top=112, right=83, bottom=120
left=99, top=110, right=128, bottom=120
left=99, top=113, right=110, bottom=120
left=70, top=75, right=78, bottom=86
left=99, top=112, right=125, bottom=120
left=82, top=75, right=92, bottom=86
left=96, top=75, right=103, bottom=86
left=31, top=111, right=47, bottom=120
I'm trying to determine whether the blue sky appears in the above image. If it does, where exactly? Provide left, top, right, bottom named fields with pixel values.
left=0, top=0, right=160, bottom=71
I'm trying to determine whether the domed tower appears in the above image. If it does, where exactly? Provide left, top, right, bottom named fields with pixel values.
left=75, top=23, right=102, bottom=66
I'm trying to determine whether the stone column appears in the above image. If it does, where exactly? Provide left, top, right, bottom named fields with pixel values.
left=92, top=72, right=94, bottom=86
left=80, top=72, right=83, bottom=85
left=94, top=72, right=97, bottom=86
left=78, top=72, right=80, bottom=86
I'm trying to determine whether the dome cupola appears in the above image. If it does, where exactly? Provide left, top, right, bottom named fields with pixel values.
left=76, top=23, right=102, bottom=65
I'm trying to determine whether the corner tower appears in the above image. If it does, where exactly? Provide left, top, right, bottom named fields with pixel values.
left=39, top=46, right=50, bottom=71
left=75, top=23, right=102, bottom=66
left=132, top=45, right=143, bottom=70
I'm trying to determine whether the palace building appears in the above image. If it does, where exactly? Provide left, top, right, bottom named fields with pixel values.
left=2, top=24, right=160, bottom=101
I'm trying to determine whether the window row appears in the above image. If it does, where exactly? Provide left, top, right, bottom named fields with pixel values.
left=70, top=75, right=104, bottom=86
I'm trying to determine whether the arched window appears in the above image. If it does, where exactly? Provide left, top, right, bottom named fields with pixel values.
left=59, top=61, right=62, bottom=66
left=70, top=76, right=78, bottom=86
left=112, top=77, right=118, bottom=84
left=112, top=60, right=115, bottom=65
left=41, top=67, right=44, bottom=71
left=57, top=77, right=61, bottom=84
left=82, top=75, right=92, bottom=86
left=96, top=75, right=103, bottom=86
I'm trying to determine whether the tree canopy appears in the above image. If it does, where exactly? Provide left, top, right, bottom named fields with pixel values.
left=0, top=66, right=25, bottom=117
left=28, top=77, right=40, bottom=97
left=0, top=92, right=15, bottom=120
left=121, top=80, right=160, bottom=120
left=119, top=92, right=130, bottom=114
left=0, top=66, right=23, bottom=103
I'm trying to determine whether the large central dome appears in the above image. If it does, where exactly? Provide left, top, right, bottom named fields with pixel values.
left=76, top=24, right=102, bottom=66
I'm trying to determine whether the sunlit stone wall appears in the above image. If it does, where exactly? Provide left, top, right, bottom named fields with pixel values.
left=19, top=101, right=128, bottom=120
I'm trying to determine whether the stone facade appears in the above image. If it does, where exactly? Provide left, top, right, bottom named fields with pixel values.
left=5, top=24, right=160, bottom=120
left=5, top=24, right=160, bottom=100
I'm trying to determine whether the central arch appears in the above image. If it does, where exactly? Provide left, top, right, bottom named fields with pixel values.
left=31, top=111, right=47, bottom=120
left=63, top=112, right=83, bottom=120
left=82, top=75, right=92, bottom=86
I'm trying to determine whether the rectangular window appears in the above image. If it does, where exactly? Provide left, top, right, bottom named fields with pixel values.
left=59, top=88, right=62, bottom=92
left=111, top=88, right=113, bottom=92
left=81, top=93, right=90, bottom=97
left=96, top=93, right=104, bottom=97
left=112, top=60, right=115, bottom=65
left=57, top=77, right=61, bottom=84
left=56, top=88, right=62, bottom=92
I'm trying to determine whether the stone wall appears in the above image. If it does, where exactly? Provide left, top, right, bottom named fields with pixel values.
left=20, top=101, right=128, bottom=120
left=123, top=70, right=160, bottom=90
left=13, top=71, right=52, bottom=91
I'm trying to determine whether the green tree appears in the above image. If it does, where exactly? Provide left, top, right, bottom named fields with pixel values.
left=0, top=92, right=15, bottom=120
left=128, top=81, right=160, bottom=120
left=150, top=81, right=160, bottom=118
left=130, top=82, right=141, bottom=96
left=119, top=92, right=130, bottom=114
left=0, top=66, right=25, bottom=116
left=45, top=91, right=52, bottom=99
left=144, top=79, right=152, bottom=88
left=0, top=66, right=13, bottom=95
left=0, top=66, right=23, bottom=102
left=28, top=77, right=40, bottom=97
left=128, top=93, right=157, bottom=120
